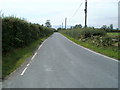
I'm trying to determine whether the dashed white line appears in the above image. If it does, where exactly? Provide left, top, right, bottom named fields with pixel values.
left=38, top=39, right=48, bottom=51
left=61, top=34, right=119, bottom=62
left=21, top=67, right=28, bottom=75
left=27, top=64, right=30, bottom=67
left=31, top=52, right=38, bottom=60
left=38, top=45, right=42, bottom=50
left=20, top=38, right=49, bottom=76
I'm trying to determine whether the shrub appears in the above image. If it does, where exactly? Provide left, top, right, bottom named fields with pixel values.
left=2, top=16, right=54, bottom=54
left=60, top=28, right=106, bottom=39
left=102, top=36, right=113, bottom=46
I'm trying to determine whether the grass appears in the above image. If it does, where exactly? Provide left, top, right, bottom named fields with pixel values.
left=107, top=33, right=119, bottom=36
left=61, top=33, right=119, bottom=60
left=2, top=37, right=49, bottom=79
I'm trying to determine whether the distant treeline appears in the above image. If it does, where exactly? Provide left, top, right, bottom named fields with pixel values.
left=2, top=16, right=54, bottom=54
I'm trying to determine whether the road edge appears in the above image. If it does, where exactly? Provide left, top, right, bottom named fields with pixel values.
left=60, top=33, right=119, bottom=62
left=2, top=35, right=52, bottom=82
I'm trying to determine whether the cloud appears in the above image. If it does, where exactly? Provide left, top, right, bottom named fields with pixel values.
left=1, top=0, right=119, bottom=28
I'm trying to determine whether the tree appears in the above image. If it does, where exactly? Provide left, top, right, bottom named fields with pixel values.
left=110, top=24, right=113, bottom=30
left=116, top=28, right=119, bottom=30
left=45, top=20, right=52, bottom=28
left=73, top=24, right=82, bottom=29
left=70, top=26, right=73, bottom=29
left=101, top=25, right=108, bottom=30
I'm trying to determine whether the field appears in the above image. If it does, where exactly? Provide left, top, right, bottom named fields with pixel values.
left=107, top=33, right=119, bottom=36
left=107, top=33, right=120, bottom=37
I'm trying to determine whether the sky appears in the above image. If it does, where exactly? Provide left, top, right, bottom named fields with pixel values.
left=0, top=0, right=119, bottom=29
left=118, top=1, right=120, bottom=29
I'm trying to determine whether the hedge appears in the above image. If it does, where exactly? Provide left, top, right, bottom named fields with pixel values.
left=2, top=16, right=54, bottom=54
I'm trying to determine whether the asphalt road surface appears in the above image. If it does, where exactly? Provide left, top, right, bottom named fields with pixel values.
left=3, top=33, right=118, bottom=88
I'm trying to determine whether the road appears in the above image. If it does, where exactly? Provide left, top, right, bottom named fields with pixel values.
left=3, top=33, right=118, bottom=88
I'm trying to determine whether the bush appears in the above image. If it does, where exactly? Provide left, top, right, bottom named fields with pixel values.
left=60, top=28, right=106, bottom=39
left=2, top=16, right=54, bottom=54
left=102, top=36, right=113, bottom=46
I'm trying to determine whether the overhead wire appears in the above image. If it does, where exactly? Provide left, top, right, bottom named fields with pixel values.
left=69, top=0, right=84, bottom=19
left=62, top=0, right=84, bottom=28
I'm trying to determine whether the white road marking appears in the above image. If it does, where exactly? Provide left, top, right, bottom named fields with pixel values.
left=38, top=45, right=42, bottom=50
left=31, top=52, right=38, bottom=60
left=20, top=38, right=49, bottom=76
left=21, top=52, right=37, bottom=76
left=27, top=64, right=30, bottom=67
left=61, top=34, right=119, bottom=62
left=21, top=67, right=28, bottom=75
left=38, top=39, right=48, bottom=50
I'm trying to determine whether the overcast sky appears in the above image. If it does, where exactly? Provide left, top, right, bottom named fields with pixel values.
left=0, top=0, right=119, bottom=29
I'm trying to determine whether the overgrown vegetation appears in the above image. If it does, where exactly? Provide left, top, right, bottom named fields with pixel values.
left=2, top=16, right=54, bottom=54
left=2, top=16, right=54, bottom=78
left=59, top=28, right=120, bottom=60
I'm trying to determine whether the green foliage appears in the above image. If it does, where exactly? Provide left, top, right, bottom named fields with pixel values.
left=2, top=16, right=54, bottom=54
left=101, top=24, right=120, bottom=32
left=60, top=28, right=106, bottom=39
left=61, top=33, right=119, bottom=60
left=2, top=37, right=47, bottom=78
left=110, top=24, right=113, bottom=30
left=60, top=28, right=119, bottom=60
left=45, top=20, right=52, bottom=28
left=107, top=33, right=119, bottom=36
left=60, top=28, right=119, bottom=47
left=101, top=36, right=113, bottom=46
left=92, top=36, right=113, bottom=47
left=2, top=16, right=54, bottom=78
left=73, top=24, right=82, bottom=29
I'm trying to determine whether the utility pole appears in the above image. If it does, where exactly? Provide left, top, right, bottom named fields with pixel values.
left=65, top=17, right=67, bottom=29
left=62, top=22, right=63, bottom=29
left=84, top=0, right=87, bottom=28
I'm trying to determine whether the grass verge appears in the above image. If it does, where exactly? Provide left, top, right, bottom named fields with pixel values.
left=61, top=33, right=119, bottom=60
left=2, top=36, right=49, bottom=79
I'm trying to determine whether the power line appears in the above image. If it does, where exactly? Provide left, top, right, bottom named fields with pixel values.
left=70, top=0, right=84, bottom=19
left=62, top=0, right=84, bottom=29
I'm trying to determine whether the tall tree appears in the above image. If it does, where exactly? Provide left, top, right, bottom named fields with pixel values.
left=45, top=20, right=52, bottom=28
left=110, top=24, right=113, bottom=30
left=101, top=25, right=107, bottom=30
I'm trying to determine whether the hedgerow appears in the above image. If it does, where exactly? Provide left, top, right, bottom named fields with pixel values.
left=2, top=16, right=54, bottom=54
left=60, top=28, right=106, bottom=39
left=60, top=28, right=119, bottom=60
left=60, top=28, right=119, bottom=47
